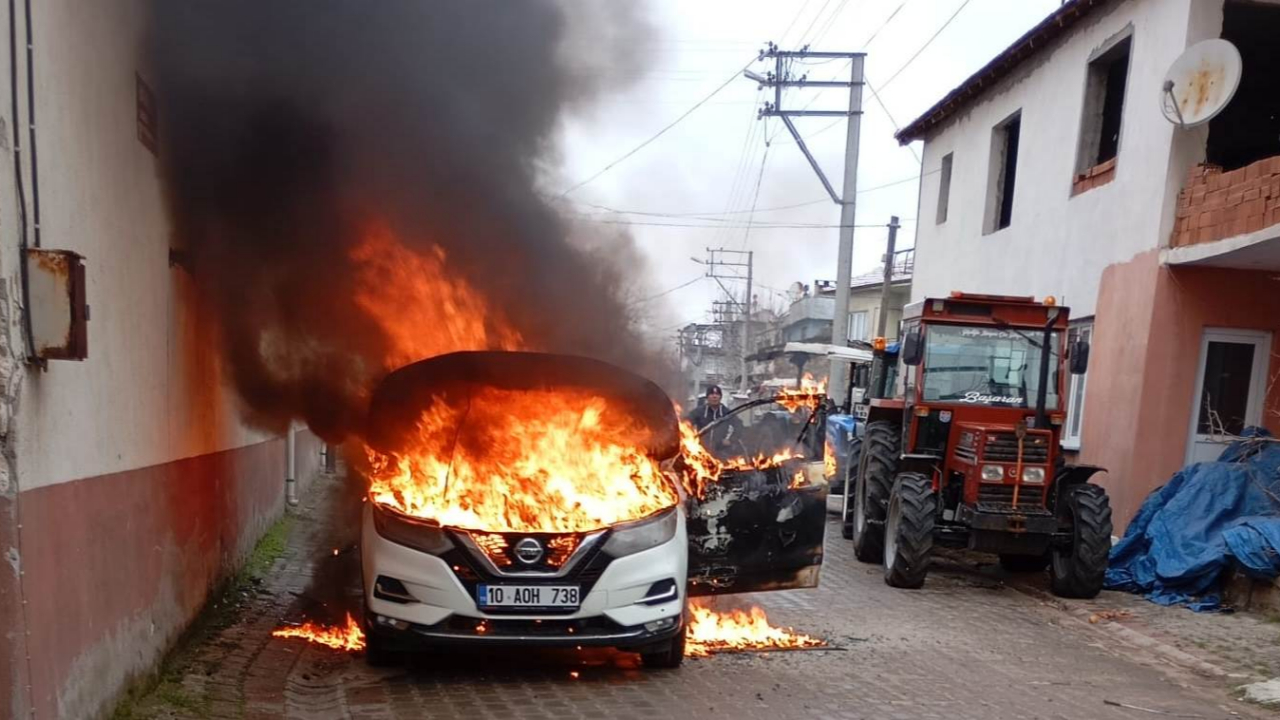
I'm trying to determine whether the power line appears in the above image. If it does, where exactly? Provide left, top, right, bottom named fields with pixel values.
left=796, top=0, right=837, bottom=47
left=560, top=170, right=935, bottom=220
left=576, top=218, right=914, bottom=230
left=879, top=0, right=972, bottom=91
left=865, top=74, right=921, bottom=164
left=631, top=276, right=704, bottom=305
left=739, top=143, right=771, bottom=250
left=863, top=0, right=909, bottom=48
left=558, top=60, right=752, bottom=198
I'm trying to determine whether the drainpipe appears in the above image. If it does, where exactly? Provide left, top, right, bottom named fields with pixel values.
left=285, top=424, right=299, bottom=506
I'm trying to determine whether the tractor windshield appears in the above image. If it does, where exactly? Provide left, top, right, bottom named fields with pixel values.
left=920, top=324, right=1060, bottom=408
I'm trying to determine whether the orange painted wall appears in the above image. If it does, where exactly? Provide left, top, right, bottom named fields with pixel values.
left=1083, top=249, right=1280, bottom=530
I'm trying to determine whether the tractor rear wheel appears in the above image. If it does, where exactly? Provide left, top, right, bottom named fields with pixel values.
left=999, top=554, right=1050, bottom=573
left=883, top=472, right=936, bottom=589
left=1049, top=484, right=1113, bottom=599
left=852, top=421, right=899, bottom=562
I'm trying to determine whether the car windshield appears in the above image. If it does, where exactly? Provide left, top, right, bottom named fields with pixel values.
left=920, top=324, right=1060, bottom=408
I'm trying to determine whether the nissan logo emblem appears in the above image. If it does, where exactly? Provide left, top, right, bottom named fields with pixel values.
left=514, top=537, right=544, bottom=564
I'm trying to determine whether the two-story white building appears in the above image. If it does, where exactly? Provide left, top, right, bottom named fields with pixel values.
left=899, top=0, right=1280, bottom=530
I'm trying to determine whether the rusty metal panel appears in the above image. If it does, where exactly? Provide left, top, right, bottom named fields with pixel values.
left=27, top=249, right=88, bottom=360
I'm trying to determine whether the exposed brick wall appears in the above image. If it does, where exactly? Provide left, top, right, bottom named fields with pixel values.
left=1172, top=156, right=1280, bottom=248
left=1070, top=157, right=1116, bottom=196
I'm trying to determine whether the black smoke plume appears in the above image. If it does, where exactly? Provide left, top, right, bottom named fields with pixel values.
left=147, top=2, right=664, bottom=440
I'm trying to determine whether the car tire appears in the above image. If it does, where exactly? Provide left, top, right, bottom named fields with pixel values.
left=883, top=472, right=936, bottom=589
left=363, top=629, right=399, bottom=668
left=640, top=625, right=687, bottom=669
left=852, top=421, right=899, bottom=562
left=1049, top=484, right=1113, bottom=599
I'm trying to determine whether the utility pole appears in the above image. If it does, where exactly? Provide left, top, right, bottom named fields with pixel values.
left=746, top=43, right=865, bottom=404
left=876, top=216, right=901, bottom=339
left=699, top=248, right=755, bottom=393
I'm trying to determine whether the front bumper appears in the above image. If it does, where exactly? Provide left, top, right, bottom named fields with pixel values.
left=360, top=505, right=687, bottom=649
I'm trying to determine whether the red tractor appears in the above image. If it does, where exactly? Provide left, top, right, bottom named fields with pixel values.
left=845, top=292, right=1112, bottom=598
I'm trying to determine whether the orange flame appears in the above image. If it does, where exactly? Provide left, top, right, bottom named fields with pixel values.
left=367, top=387, right=679, bottom=533
left=350, top=223, right=523, bottom=370
left=271, top=613, right=366, bottom=652
left=824, top=439, right=837, bottom=479
left=676, top=418, right=803, bottom=498
left=776, top=373, right=828, bottom=412
left=685, top=601, right=825, bottom=656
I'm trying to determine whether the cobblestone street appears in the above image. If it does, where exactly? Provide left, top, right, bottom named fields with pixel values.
left=122, top=474, right=1276, bottom=720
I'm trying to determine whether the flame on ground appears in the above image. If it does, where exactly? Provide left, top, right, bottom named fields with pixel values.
left=367, top=388, right=679, bottom=533
left=685, top=601, right=825, bottom=657
left=271, top=613, right=366, bottom=652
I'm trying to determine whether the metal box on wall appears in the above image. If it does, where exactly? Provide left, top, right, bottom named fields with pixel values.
left=27, top=249, right=88, bottom=360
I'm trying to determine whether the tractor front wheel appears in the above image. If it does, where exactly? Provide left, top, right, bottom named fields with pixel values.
left=883, top=472, right=936, bottom=589
left=1049, top=484, right=1113, bottom=599
left=852, top=421, right=899, bottom=562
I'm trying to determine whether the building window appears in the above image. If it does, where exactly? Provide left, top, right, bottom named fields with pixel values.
left=848, top=311, right=869, bottom=342
left=1063, top=322, right=1093, bottom=449
left=936, top=152, right=953, bottom=225
left=1078, top=35, right=1131, bottom=172
left=1206, top=2, right=1280, bottom=171
left=985, top=112, right=1021, bottom=233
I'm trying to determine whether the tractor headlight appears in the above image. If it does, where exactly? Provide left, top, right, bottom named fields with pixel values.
left=981, top=465, right=1005, bottom=482
left=371, top=502, right=454, bottom=555
left=1021, top=467, right=1046, bottom=484
left=602, top=508, right=678, bottom=558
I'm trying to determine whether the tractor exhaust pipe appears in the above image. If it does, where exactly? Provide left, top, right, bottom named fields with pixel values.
left=1034, top=312, right=1056, bottom=430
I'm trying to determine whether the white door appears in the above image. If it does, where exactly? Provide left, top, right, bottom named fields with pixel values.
left=1186, top=328, right=1272, bottom=464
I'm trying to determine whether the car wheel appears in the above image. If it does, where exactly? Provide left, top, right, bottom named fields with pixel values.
left=640, top=625, right=687, bottom=669
left=363, top=629, right=400, bottom=668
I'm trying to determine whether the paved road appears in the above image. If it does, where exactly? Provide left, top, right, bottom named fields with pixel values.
left=128, top=474, right=1270, bottom=719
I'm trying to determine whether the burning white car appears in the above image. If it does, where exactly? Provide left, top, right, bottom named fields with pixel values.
left=359, top=351, right=828, bottom=667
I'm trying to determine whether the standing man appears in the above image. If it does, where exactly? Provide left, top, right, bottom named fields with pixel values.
left=688, top=385, right=740, bottom=456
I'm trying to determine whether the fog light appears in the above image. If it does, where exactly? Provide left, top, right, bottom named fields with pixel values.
left=981, top=465, right=1004, bottom=482
left=1021, top=467, right=1046, bottom=484
left=644, top=617, right=677, bottom=632
left=373, top=614, right=409, bottom=631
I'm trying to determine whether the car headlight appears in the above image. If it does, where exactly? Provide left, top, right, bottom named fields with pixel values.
left=602, top=509, right=678, bottom=558
left=371, top=502, right=454, bottom=555
left=1021, top=467, right=1046, bottom=484
left=981, top=464, right=1005, bottom=482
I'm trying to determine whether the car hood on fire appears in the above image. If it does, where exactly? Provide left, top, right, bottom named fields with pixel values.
left=365, top=351, right=680, bottom=460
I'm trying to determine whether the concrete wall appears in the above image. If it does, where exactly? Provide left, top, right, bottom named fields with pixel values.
left=0, top=3, right=325, bottom=717
left=847, top=283, right=910, bottom=340
left=1083, top=250, right=1280, bottom=527
left=910, top=0, right=1209, bottom=318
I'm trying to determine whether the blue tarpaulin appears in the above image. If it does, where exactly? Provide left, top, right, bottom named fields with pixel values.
left=1105, top=428, right=1280, bottom=611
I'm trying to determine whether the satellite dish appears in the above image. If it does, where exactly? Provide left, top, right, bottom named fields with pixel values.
left=786, top=281, right=805, bottom=303
left=1160, top=39, right=1242, bottom=128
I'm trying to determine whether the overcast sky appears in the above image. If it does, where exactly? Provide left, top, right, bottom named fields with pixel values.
left=553, top=0, right=1061, bottom=344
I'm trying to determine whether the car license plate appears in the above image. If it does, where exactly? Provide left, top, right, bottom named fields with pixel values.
left=477, top=584, right=579, bottom=608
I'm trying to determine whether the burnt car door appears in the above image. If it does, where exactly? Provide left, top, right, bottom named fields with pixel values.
left=684, top=404, right=829, bottom=596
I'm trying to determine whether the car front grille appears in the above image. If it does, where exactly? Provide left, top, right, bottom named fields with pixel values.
left=440, top=535, right=614, bottom=615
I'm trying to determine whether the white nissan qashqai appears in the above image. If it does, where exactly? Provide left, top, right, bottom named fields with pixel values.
left=359, top=351, right=828, bottom=669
